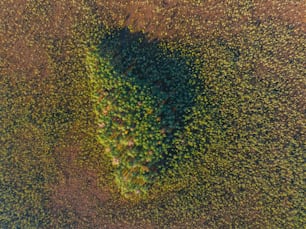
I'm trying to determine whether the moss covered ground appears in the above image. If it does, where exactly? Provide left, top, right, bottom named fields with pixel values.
left=1, top=0, right=305, bottom=228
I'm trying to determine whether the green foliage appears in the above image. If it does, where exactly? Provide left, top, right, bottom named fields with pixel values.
left=89, top=30, right=199, bottom=198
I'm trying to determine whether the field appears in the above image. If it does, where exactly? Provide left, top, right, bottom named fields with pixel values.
left=1, top=0, right=305, bottom=228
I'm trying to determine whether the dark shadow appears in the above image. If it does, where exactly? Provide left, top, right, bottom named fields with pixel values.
left=95, top=28, right=200, bottom=176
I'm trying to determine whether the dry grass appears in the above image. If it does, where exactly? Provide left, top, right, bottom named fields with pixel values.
left=1, top=0, right=305, bottom=228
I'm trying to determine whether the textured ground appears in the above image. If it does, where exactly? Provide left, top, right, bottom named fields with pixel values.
left=1, top=1, right=305, bottom=228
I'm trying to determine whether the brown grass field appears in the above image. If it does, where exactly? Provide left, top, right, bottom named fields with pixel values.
left=1, top=0, right=305, bottom=228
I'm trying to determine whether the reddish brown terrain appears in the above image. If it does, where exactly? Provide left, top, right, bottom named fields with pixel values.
left=1, top=1, right=305, bottom=228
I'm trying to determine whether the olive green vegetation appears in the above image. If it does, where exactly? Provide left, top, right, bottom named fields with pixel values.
left=1, top=0, right=305, bottom=228
left=89, top=30, right=199, bottom=199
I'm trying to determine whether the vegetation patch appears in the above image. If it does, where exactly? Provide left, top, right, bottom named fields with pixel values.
left=88, top=29, right=200, bottom=198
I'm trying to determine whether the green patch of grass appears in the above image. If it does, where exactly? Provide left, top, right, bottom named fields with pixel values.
left=88, top=29, right=200, bottom=199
